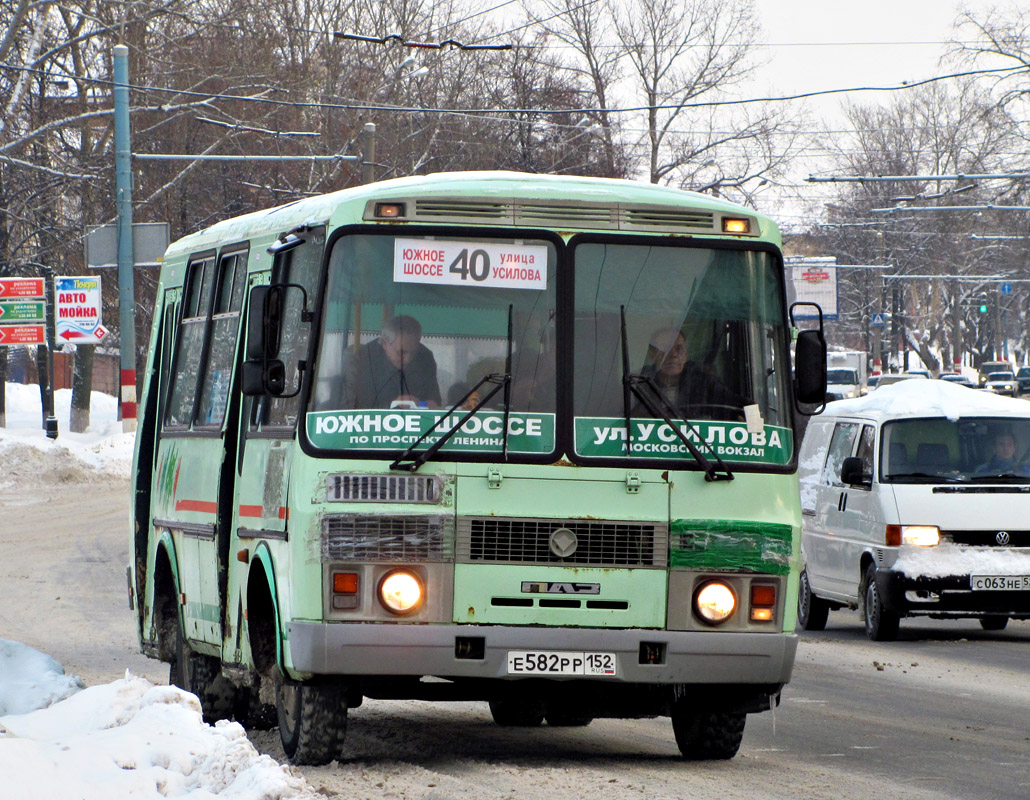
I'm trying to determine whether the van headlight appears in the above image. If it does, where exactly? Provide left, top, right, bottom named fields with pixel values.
left=378, top=570, right=424, bottom=614
left=886, top=525, right=940, bottom=547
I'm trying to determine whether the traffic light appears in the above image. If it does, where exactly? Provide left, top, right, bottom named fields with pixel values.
left=979, top=302, right=988, bottom=314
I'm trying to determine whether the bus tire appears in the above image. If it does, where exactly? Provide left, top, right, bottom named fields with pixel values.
left=170, top=621, right=235, bottom=724
left=544, top=703, right=593, bottom=727
left=488, top=697, right=545, bottom=727
left=276, top=676, right=348, bottom=765
left=798, top=568, right=830, bottom=631
left=670, top=704, right=746, bottom=760
left=863, top=564, right=900, bottom=642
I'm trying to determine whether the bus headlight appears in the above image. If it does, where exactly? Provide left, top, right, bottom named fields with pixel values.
left=693, top=581, right=736, bottom=625
left=378, top=570, right=424, bottom=614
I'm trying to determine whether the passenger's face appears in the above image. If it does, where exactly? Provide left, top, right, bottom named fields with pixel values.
left=995, top=434, right=1016, bottom=461
left=383, top=333, right=419, bottom=368
left=657, top=335, right=687, bottom=376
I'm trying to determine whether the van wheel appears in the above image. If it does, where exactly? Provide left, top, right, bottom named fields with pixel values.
left=798, top=568, right=830, bottom=631
left=276, top=675, right=348, bottom=765
left=979, top=616, right=1008, bottom=631
left=670, top=702, right=746, bottom=760
left=170, top=621, right=235, bottom=723
left=863, top=565, right=900, bottom=642
left=489, top=697, right=545, bottom=726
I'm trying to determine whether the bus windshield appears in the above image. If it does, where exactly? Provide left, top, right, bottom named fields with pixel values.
left=571, top=240, right=792, bottom=466
left=309, top=232, right=558, bottom=459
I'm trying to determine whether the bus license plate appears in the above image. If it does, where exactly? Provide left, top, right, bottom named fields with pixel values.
left=971, top=575, right=1030, bottom=591
left=506, top=651, right=617, bottom=676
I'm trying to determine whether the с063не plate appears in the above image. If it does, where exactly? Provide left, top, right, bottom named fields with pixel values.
left=970, top=575, right=1030, bottom=591
left=506, top=650, right=617, bottom=675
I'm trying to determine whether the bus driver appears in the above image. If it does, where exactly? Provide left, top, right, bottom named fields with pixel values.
left=339, top=315, right=442, bottom=409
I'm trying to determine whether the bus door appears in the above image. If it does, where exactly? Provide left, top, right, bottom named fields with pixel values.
left=155, top=246, right=249, bottom=649
left=231, top=228, right=324, bottom=644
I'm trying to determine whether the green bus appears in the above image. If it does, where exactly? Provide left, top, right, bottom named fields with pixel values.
left=129, top=171, right=826, bottom=764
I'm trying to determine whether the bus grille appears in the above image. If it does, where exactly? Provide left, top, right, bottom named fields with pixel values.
left=457, top=517, right=667, bottom=567
left=326, top=473, right=440, bottom=504
left=322, top=514, right=453, bottom=561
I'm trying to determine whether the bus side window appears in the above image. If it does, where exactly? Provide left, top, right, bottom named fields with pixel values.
left=165, top=255, right=216, bottom=428
left=196, top=248, right=249, bottom=428
left=255, top=227, right=324, bottom=431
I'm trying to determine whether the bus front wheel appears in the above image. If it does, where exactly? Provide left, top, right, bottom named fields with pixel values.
left=670, top=702, right=746, bottom=760
left=276, top=676, right=348, bottom=765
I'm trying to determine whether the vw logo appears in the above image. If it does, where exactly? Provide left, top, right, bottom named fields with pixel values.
left=549, top=527, right=579, bottom=558
left=996, top=531, right=1011, bottom=546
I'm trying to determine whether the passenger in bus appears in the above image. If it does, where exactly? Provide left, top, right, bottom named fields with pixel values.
left=339, top=315, right=442, bottom=409
left=635, top=327, right=748, bottom=420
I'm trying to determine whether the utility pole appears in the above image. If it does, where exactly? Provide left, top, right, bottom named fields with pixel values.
left=361, top=123, right=376, bottom=184
left=951, top=279, right=963, bottom=369
left=113, top=44, right=137, bottom=432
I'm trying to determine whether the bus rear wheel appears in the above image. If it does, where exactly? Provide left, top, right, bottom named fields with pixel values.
left=276, top=676, right=348, bottom=765
left=670, top=703, right=746, bottom=760
left=170, top=621, right=235, bottom=724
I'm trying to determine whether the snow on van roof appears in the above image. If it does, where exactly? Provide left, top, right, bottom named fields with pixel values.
left=825, top=377, right=1028, bottom=422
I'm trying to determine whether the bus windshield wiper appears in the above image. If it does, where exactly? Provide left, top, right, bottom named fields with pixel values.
left=619, top=306, right=733, bottom=482
left=391, top=306, right=513, bottom=472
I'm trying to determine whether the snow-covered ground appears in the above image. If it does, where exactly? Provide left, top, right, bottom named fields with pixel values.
left=0, top=383, right=316, bottom=799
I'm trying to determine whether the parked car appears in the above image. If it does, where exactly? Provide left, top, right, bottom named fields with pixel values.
left=983, top=371, right=1017, bottom=396
left=939, top=373, right=977, bottom=388
left=798, top=380, right=1030, bottom=640
left=1016, top=366, right=1030, bottom=395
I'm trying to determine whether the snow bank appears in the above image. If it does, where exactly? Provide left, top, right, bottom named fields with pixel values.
left=828, top=378, right=1027, bottom=421
left=0, top=639, right=83, bottom=715
left=0, top=382, right=134, bottom=488
left=0, top=642, right=316, bottom=800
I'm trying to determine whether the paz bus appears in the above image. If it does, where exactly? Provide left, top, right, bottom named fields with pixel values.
left=129, top=171, right=826, bottom=764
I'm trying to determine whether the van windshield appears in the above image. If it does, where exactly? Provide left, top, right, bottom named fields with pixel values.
left=826, top=369, right=858, bottom=384
left=881, top=417, right=1030, bottom=483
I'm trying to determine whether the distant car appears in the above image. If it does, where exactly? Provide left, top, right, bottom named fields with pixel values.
left=984, top=371, right=1017, bottom=396
left=1017, top=366, right=1030, bottom=395
left=866, top=375, right=880, bottom=389
left=939, top=373, right=977, bottom=388
left=904, top=369, right=932, bottom=378
left=874, top=373, right=928, bottom=389
left=979, top=361, right=1012, bottom=386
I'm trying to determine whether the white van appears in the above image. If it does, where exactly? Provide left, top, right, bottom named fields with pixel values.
left=797, top=379, right=1030, bottom=640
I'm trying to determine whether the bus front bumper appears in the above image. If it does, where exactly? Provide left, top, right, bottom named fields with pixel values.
left=287, top=622, right=798, bottom=685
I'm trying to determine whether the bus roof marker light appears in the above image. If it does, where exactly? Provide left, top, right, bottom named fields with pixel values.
left=722, top=217, right=751, bottom=234
left=376, top=202, right=406, bottom=219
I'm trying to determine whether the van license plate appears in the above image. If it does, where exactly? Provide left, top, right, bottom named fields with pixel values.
left=506, top=651, right=617, bottom=675
left=971, top=575, right=1030, bottom=591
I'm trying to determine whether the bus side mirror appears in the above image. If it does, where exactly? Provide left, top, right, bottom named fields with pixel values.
left=242, top=284, right=306, bottom=397
left=795, top=329, right=828, bottom=403
left=790, top=302, right=828, bottom=412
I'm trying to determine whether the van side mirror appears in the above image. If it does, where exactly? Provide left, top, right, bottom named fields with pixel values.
left=242, top=283, right=308, bottom=397
left=840, top=456, right=871, bottom=487
left=790, top=302, right=828, bottom=412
